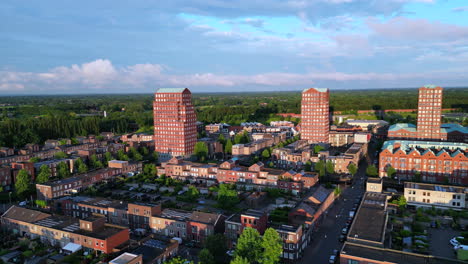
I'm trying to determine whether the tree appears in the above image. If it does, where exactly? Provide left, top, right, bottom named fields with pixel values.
left=204, top=234, right=228, bottom=263
left=304, top=161, right=312, bottom=172
left=260, top=228, right=282, bottom=264
left=334, top=186, right=342, bottom=196
left=366, top=165, right=378, bottom=177
left=225, top=139, right=233, bottom=154
left=235, top=228, right=262, bottom=263
left=75, top=158, right=88, bottom=173
left=90, top=154, right=103, bottom=168
left=57, top=162, right=70, bottom=179
left=396, top=195, right=407, bottom=209
left=230, top=256, right=249, bottom=264
left=386, top=166, right=396, bottom=178
left=71, top=138, right=79, bottom=145
left=314, top=145, right=324, bottom=154
left=198, top=248, right=215, bottom=264
left=143, top=164, right=157, bottom=177
left=15, top=169, right=31, bottom=197
left=117, top=149, right=129, bottom=161
left=152, top=151, right=159, bottom=163
left=36, top=165, right=51, bottom=184
left=54, top=151, right=67, bottom=159
left=348, top=163, right=358, bottom=176
left=194, top=142, right=209, bottom=161
left=217, top=184, right=239, bottom=209
left=414, top=171, right=421, bottom=182
left=35, top=200, right=47, bottom=208
left=104, top=151, right=113, bottom=165
left=29, top=157, right=40, bottom=163
left=261, top=149, right=270, bottom=160
left=140, top=146, right=149, bottom=156
left=165, top=257, right=194, bottom=264
left=326, top=160, right=335, bottom=174
left=315, top=160, right=326, bottom=177
left=218, top=134, right=226, bottom=146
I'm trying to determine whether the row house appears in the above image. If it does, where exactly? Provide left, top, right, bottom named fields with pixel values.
left=205, top=123, right=230, bottom=134
left=36, top=168, right=122, bottom=200
left=232, top=138, right=273, bottom=156
left=150, top=209, right=224, bottom=244
left=108, top=160, right=143, bottom=174
left=128, top=202, right=162, bottom=229
left=379, top=140, right=468, bottom=184
left=0, top=166, right=11, bottom=189
left=33, top=159, right=74, bottom=178
left=272, top=147, right=312, bottom=170
left=1, top=206, right=129, bottom=254
left=11, top=161, right=35, bottom=182
left=18, top=144, right=40, bottom=155
left=388, top=123, right=468, bottom=143
left=55, top=196, right=130, bottom=227
left=225, top=209, right=268, bottom=248
left=121, top=133, right=154, bottom=143
left=274, top=224, right=305, bottom=263
left=0, top=147, right=14, bottom=157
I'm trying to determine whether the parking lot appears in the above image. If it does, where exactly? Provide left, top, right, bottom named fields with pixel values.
left=429, top=227, right=460, bottom=259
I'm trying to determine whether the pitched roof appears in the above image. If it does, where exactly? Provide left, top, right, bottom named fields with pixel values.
left=190, top=211, right=220, bottom=225
left=302, top=88, right=328, bottom=93
left=308, top=185, right=332, bottom=204
left=2, top=206, right=50, bottom=223
left=388, top=123, right=416, bottom=132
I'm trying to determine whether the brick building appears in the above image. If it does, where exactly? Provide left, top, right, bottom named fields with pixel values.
left=225, top=209, right=268, bottom=247
left=379, top=140, right=468, bottom=184
left=128, top=202, right=162, bottom=229
left=0, top=166, right=11, bottom=189
left=1, top=206, right=129, bottom=254
left=301, top=88, right=329, bottom=144
left=153, top=88, right=197, bottom=161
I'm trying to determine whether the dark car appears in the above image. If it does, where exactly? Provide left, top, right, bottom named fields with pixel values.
left=339, top=234, right=346, bottom=242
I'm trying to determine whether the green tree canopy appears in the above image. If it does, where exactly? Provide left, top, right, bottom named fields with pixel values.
left=194, top=142, right=209, bottom=161
left=366, top=164, right=378, bottom=177
left=218, top=134, right=226, bottom=146
left=15, top=169, right=32, bottom=197
left=117, top=149, right=129, bottom=161
left=204, top=234, right=228, bottom=263
left=54, top=151, right=67, bottom=159
left=143, top=164, right=157, bottom=177
left=29, top=157, right=40, bottom=163
left=104, top=152, right=114, bottom=164
left=326, top=160, right=335, bottom=174
left=57, top=161, right=70, bottom=179
left=314, top=145, right=325, bottom=154
left=260, top=228, right=282, bottom=264
left=304, top=161, right=312, bottom=172
left=217, top=184, right=239, bottom=210
left=235, top=227, right=262, bottom=263
left=198, top=248, right=215, bottom=264
left=165, top=257, right=194, bottom=264
left=230, top=256, right=249, bottom=264
left=36, top=165, right=51, bottom=184
left=386, top=166, right=396, bottom=178
left=348, top=163, right=358, bottom=176
left=261, top=149, right=270, bottom=160
left=224, top=139, right=233, bottom=154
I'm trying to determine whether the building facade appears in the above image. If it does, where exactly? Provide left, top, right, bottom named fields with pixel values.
left=153, top=88, right=197, bottom=161
left=404, top=182, right=467, bottom=210
left=301, top=88, right=329, bottom=144
left=416, top=85, right=443, bottom=140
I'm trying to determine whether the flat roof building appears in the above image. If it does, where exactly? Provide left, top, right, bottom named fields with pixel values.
left=405, top=182, right=467, bottom=210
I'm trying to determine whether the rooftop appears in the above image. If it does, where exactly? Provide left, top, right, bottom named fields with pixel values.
left=382, top=140, right=467, bottom=157
left=243, top=209, right=265, bottom=218
left=155, top=88, right=188, bottom=93
left=302, top=87, right=328, bottom=93
left=110, top=253, right=141, bottom=264
left=405, top=182, right=466, bottom=193
left=341, top=242, right=461, bottom=264
left=348, top=192, right=387, bottom=244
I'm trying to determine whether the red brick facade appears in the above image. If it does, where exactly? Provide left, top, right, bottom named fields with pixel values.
left=153, top=88, right=197, bottom=161
left=301, top=88, right=329, bottom=144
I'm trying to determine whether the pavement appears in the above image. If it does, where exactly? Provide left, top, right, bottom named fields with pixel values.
left=299, top=143, right=377, bottom=264
left=429, top=228, right=460, bottom=259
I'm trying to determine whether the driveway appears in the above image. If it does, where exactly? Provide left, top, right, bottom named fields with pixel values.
left=429, top=228, right=460, bottom=259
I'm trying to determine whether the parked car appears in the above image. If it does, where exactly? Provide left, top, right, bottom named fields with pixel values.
left=450, top=237, right=464, bottom=247
left=226, top=250, right=235, bottom=257
left=454, top=245, right=468, bottom=251
left=342, top=227, right=348, bottom=235
left=328, top=255, right=336, bottom=263
left=339, top=234, right=346, bottom=242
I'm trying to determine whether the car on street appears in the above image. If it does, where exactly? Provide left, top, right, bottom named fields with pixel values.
left=342, top=227, right=348, bottom=235
left=346, top=217, right=353, bottom=224
left=450, top=237, right=464, bottom=247
left=339, top=234, right=346, bottom=242
left=328, top=255, right=336, bottom=263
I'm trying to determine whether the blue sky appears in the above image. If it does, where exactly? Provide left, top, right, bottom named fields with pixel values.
left=1, top=0, right=468, bottom=94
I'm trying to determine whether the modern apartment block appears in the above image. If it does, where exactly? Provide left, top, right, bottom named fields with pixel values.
left=379, top=140, right=468, bottom=184
left=404, top=182, right=467, bottom=210
left=153, top=88, right=197, bottom=161
left=416, top=85, right=443, bottom=140
left=301, top=88, right=329, bottom=144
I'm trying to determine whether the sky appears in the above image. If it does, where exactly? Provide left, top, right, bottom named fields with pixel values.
left=1, top=0, right=468, bottom=94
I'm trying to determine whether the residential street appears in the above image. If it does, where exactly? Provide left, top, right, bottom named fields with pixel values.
left=299, top=143, right=378, bottom=264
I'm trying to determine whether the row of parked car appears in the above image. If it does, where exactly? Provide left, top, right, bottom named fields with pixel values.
left=450, top=236, right=468, bottom=251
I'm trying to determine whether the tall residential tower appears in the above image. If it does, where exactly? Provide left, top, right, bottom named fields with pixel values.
left=301, top=88, right=330, bottom=144
left=416, top=85, right=443, bottom=140
left=153, top=88, right=197, bottom=161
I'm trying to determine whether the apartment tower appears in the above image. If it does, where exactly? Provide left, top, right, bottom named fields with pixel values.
left=153, top=88, right=197, bottom=161
left=417, top=85, right=443, bottom=140
left=301, top=88, right=330, bottom=144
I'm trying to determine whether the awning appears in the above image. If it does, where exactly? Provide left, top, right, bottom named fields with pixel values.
left=62, top=242, right=82, bottom=253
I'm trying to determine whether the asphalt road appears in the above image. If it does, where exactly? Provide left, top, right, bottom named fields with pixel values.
left=299, top=144, right=378, bottom=264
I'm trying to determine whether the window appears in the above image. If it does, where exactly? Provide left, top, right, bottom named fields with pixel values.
left=348, top=260, right=359, bottom=264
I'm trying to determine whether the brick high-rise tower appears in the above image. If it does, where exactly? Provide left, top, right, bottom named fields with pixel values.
left=301, top=88, right=330, bottom=144
left=417, top=85, right=443, bottom=140
left=153, top=88, right=197, bottom=161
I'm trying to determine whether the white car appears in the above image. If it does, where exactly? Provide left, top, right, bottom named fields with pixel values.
left=450, top=237, right=464, bottom=247
left=226, top=250, right=235, bottom=257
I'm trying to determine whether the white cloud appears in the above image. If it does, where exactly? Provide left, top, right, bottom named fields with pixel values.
left=1, top=59, right=466, bottom=93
